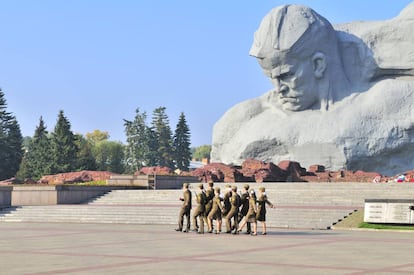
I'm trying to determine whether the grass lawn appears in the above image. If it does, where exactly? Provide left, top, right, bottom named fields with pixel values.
left=333, top=210, right=414, bottom=231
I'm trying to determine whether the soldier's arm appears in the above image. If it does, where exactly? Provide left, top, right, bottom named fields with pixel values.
left=265, top=196, right=275, bottom=208
left=218, top=200, right=224, bottom=212
left=252, top=200, right=258, bottom=213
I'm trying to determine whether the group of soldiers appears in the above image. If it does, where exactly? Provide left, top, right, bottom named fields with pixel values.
left=176, top=181, right=275, bottom=235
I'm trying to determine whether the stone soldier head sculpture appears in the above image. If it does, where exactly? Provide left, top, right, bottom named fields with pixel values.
left=250, top=5, right=350, bottom=111
left=211, top=3, right=414, bottom=175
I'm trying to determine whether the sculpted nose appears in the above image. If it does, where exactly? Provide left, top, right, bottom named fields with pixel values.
left=279, top=84, right=289, bottom=95
left=271, top=78, right=281, bottom=91
left=272, top=78, right=288, bottom=95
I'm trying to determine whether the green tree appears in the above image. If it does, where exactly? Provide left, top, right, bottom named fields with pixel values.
left=152, top=107, right=174, bottom=169
left=145, top=126, right=159, bottom=166
left=22, top=136, right=32, bottom=151
left=51, top=110, right=78, bottom=173
left=85, top=130, right=110, bottom=145
left=85, top=130, right=124, bottom=173
left=16, top=153, right=31, bottom=180
left=0, top=90, right=23, bottom=180
left=75, top=134, right=97, bottom=171
left=192, top=145, right=211, bottom=160
left=123, top=108, right=149, bottom=173
left=173, top=112, right=191, bottom=171
left=93, top=140, right=124, bottom=173
left=106, top=141, right=125, bottom=174
left=25, top=117, right=53, bottom=179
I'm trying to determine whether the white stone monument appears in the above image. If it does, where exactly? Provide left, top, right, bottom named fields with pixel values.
left=211, top=3, right=414, bottom=175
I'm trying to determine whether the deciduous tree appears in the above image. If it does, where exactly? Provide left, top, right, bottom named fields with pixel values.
left=192, top=145, right=211, bottom=160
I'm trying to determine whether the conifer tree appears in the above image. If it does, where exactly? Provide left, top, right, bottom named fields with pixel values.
left=0, top=90, right=23, bottom=180
left=26, top=117, right=53, bottom=179
left=123, top=108, right=149, bottom=173
left=151, top=107, right=174, bottom=169
left=16, top=153, right=31, bottom=180
left=173, top=112, right=191, bottom=171
left=51, top=110, right=78, bottom=173
left=145, top=126, right=159, bottom=167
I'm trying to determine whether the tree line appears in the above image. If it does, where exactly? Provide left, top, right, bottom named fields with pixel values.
left=0, top=90, right=196, bottom=181
left=123, top=107, right=192, bottom=173
left=0, top=90, right=23, bottom=180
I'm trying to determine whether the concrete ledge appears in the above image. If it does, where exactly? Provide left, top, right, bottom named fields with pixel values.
left=12, top=186, right=57, bottom=205
left=56, top=185, right=121, bottom=204
left=107, top=175, right=199, bottom=189
left=107, top=175, right=149, bottom=187
left=9, top=186, right=141, bottom=206
left=0, top=186, right=12, bottom=206
left=153, top=175, right=199, bottom=189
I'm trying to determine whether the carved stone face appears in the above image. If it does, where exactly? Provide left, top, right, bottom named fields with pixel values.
left=258, top=55, right=321, bottom=111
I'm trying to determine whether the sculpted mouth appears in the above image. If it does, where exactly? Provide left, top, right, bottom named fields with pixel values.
left=280, top=97, right=299, bottom=104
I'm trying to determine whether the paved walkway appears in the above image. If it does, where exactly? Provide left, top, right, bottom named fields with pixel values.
left=0, top=223, right=414, bottom=274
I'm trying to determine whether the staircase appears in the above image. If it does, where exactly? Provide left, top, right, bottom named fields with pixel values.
left=1, top=182, right=414, bottom=229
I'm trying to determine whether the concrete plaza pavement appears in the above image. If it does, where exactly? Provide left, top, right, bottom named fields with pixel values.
left=0, top=222, right=414, bottom=274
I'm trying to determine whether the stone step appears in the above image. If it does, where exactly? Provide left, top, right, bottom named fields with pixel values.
left=2, top=182, right=412, bottom=229
left=0, top=203, right=357, bottom=229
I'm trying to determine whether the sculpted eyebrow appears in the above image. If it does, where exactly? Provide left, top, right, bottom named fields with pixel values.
left=271, top=68, right=291, bottom=78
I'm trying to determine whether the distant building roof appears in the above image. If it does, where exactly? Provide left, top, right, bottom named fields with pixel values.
left=189, top=161, right=204, bottom=169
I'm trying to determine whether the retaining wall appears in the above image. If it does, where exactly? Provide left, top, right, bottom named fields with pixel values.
left=107, top=175, right=199, bottom=189
left=8, top=186, right=139, bottom=206
left=0, top=186, right=12, bottom=208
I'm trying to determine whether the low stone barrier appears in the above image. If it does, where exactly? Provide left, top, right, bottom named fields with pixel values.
left=107, top=175, right=199, bottom=189
left=0, top=186, right=12, bottom=208
left=12, top=186, right=57, bottom=205
left=107, top=175, right=150, bottom=187
left=364, top=199, right=414, bottom=224
left=56, top=185, right=123, bottom=204
left=0, top=175, right=200, bottom=207
left=10, top=186, right=136, bottom=206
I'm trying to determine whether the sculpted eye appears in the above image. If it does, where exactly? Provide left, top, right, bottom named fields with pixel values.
left=279, top=72, right=294, bottom=80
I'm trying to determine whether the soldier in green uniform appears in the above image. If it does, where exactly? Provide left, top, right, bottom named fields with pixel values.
left=238, top=184, right=251, bottom=234
left=207, top=186, right=224, bottom=234
left=176, top=183, right=192, bottom=232
left=222, top=184, right=232, bottom=217
left=204, top=181, right=215, bottom=226
left=257, top=186, right=275, bottom=235
left=225, top=185, right=241, bottom=234
left=238, top=189, right=258, bottom=236
left=192, top=183, right=207, bottom=234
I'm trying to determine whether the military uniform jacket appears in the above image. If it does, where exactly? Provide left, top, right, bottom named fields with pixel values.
left=206, top=188, right=214, bottom=202
left=205, top=188, right=214, bottom=211
left=195, top=191, right=207, bottom=213
left=229, top=193, right=240, bottom=213
left=246, top=197, right=258, bottom=221
left=181, top=189, right=192, bottom=211
left=209, top=195, right=224, bottom=219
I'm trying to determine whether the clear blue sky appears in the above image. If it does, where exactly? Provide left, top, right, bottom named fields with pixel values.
left=1, top=0, right=412, bottom=146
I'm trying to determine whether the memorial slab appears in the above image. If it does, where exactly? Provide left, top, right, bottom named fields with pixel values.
left=364, top=199, right=414, bottom=224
